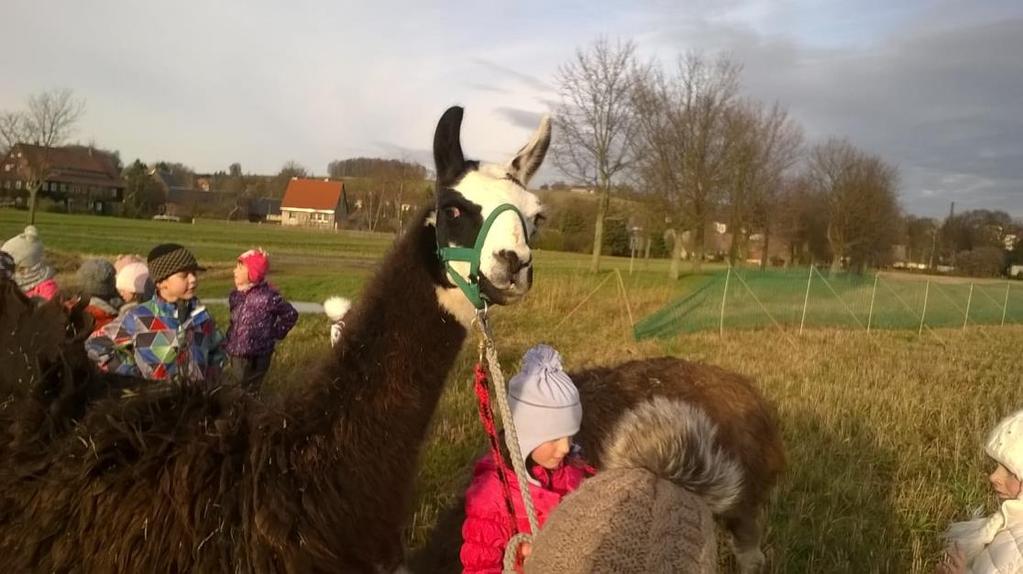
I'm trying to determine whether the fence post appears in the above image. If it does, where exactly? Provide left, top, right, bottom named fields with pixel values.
left=799, top=265, right=813, bottom=336
left=867, top=272, right=879, bottom=332
left=919, top=280, right=930, bottom=336
left=1002, top=282, right=1011, bottom=326
left=719, top=266, right=732, bottom=337
left=963, top=283, right=974, bottom=330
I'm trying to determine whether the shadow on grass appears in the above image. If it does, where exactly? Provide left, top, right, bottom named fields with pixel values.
left=409, top=406, right=906, bottom=574
left=769, top=409, right=902, bottom=573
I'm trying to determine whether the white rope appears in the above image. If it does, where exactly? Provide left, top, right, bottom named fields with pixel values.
left=474, top=311, right=540, bottom=573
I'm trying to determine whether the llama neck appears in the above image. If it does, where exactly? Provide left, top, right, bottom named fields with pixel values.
left=289, top=209, right=469, bottom=491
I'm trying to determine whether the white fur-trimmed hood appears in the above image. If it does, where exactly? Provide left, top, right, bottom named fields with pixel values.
left=601, top=396, right=744, bottom=514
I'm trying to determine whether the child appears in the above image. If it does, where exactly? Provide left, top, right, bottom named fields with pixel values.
left=85, top=243, right=225, bottom=382
left=2, top=225, right=58, bottom=301
left=224, top=248, right=298, bottom=391
left=938, top=408, right=1023, bottom=573
left=324, top=295, right=351, bottom=348
left=76, top=258, right=122, bottom=331
left=460, top=344, right=592, bottom=574
left=115, top=260, right=152, bottom=315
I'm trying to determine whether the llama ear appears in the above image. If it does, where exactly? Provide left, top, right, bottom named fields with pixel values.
left=506, top=115, right=551, bottom=187
left=434, top=106, right=467, bottom=189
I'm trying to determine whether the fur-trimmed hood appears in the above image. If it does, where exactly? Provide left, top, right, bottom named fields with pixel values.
left=601, top=396, right=744, bottom=513
left=524, top=396, right=743, bottom=573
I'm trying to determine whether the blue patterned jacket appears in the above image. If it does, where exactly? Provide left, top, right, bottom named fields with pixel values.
left=85, top=295, right=226, bottom=382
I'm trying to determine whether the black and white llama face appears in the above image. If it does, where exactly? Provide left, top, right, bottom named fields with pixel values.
left=432, top=106, right=549, bottom=310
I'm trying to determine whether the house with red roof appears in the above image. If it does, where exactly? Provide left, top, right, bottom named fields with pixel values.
left=280, top=177, right=348, bottom=229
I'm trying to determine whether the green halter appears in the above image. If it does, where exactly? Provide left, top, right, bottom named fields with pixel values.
left=437, top=203, right=528, bottom=310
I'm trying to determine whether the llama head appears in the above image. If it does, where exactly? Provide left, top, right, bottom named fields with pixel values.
left=431, top=106, right=549, bottom=319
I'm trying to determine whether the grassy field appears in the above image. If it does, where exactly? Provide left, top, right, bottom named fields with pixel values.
left=4, top=209, right=1022, bottom=572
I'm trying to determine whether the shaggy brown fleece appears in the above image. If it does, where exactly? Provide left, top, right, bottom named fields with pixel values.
left=0, top=208, right=469, bottom=572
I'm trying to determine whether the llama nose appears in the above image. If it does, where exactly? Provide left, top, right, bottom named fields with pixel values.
left=495, top=250, right=530, bottom=275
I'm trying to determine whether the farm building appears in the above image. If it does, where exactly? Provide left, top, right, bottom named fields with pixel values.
left=280, top=178, right=348, bottom=229
left=0, top=144, right=124, bottom=214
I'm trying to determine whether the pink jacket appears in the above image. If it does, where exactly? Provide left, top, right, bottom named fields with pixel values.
left=460, top=455, right=591, bottom=574
left=24, top=278, right=58, bottom=301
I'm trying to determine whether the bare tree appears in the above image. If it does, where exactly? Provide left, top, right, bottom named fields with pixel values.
left=0, top=112, right=29, bottom=155
left=723, top=100, right=803, bottom=267
left=0, top=89, right=86, bottom=224
left=552, top=37, right=642, bottom=272
left=806, top=138, right=900, bottom=273
left=632, top=53, right=742, bottom=278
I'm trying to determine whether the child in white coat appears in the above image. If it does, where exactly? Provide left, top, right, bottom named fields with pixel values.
left=939, top=408, right=1023, bottom=574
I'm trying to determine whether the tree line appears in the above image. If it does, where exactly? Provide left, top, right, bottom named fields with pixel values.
left=549, top=38, right=1020, bottom=278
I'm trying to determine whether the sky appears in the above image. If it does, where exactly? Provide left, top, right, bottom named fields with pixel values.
left=1, top=0, right=1021, bottom=218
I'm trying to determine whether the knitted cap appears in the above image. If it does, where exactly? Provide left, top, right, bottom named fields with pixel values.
left=238, top=248, right=269, bottom=284
left=113, top=253, right=145, bottom=272
left=0, top=250, right=13, bottom=281
left=525, top=468, right=718, bottom=573
left=2, top=225, right=43, bottom=267
left=76, top=259, right=117, bottom=299
left=987, top=409, right=1023, bottom=481
left=508, top=345, right=582, bottom=460
left=147, top=243, right=205, bottom=284
left=116, top=261, right=151, bottom=295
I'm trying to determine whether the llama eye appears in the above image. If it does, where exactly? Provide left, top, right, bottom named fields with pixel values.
left=445, top=206, right=461, bottom=219
left=533, top=214, right=546, bottom=228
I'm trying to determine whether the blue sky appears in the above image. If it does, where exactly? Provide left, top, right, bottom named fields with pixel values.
left=2, top=0, right=1021, bottom=217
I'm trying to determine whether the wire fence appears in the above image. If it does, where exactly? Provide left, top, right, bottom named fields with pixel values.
left=634, top=266, right=1023, bottom=340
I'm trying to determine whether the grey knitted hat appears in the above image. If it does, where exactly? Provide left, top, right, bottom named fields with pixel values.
left=2, top=225, right=44, bottom=268
left=508, top=345, right=582, bottom=462
left=76, top=259, right=117, bottom=300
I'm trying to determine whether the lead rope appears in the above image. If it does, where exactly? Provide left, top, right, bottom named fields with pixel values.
left=473, top=309, right=540, bottom=573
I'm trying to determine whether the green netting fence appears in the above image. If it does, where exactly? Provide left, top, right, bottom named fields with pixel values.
left=634, top=266, right=1023, bottom=340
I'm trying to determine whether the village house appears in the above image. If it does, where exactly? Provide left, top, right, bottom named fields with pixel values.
left=280, top=178, right=348, bottom=229
left=0, top=144, right=124, bottom=214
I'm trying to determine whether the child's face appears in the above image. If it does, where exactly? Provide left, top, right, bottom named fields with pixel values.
left=117, top=287, right=135, bottom=302
left=531, top=437, right=572, bottom=470
left=990, top=462, right=1022, bottom=501
left=233, top=262, right=251, bottom=289
left=157, top=271, right=197, bottom=302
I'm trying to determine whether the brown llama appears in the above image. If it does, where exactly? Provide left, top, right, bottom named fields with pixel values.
left=410, top=357, right=784, bottom=574
left=0, top=106, right=551, bottom=572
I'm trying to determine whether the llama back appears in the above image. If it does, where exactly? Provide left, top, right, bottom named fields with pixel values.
left=571, top=356, right=785, bottom=512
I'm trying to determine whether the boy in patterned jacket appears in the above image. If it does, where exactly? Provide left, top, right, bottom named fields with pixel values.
left=86, top=243, right=225, bottom=382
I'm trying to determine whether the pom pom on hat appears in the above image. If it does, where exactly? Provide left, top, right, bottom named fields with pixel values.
left=324, top=296, right=351, bottom=322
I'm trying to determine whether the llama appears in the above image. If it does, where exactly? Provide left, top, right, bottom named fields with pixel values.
left=410, top=357, right=784, bottom=574
left=0, top=106, right=550, bottom=572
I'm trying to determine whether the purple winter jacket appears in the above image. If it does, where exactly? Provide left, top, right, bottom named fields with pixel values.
left=224, top=282, right=298, bottom=357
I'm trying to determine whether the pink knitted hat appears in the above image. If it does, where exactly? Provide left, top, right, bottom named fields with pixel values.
left=238, top=249, right=269, bottom=284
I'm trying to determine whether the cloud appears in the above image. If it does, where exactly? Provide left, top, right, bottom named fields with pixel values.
left=466, top=83, right=508, bottom=94
left=493, top=107, right=545, bottom=130
left=640, top=6, right=1023, bottom=216
left=472, top=58, right=554, bottom=93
